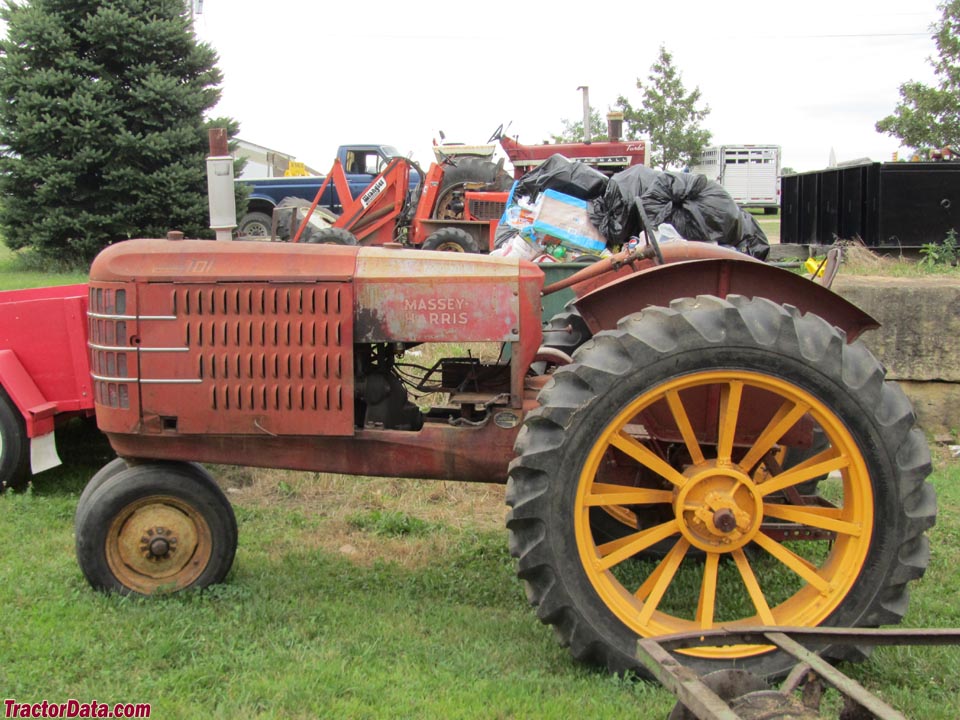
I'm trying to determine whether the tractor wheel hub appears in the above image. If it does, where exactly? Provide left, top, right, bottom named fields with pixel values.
left=674, top=462, right=763, bottom=552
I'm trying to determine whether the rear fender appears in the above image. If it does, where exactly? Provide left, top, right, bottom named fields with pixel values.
left=574, top=258, right=878, bottom=341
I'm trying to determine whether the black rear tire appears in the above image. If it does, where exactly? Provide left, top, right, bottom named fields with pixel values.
left=304, top=227, right=358, bottom=245
left=434, top=157, right=513, bottom=221
left=507, top=295, right=935, bottom=680
left=422, top=227, right=479, bottom=253
left=0, top=389, right=30, bottom=492
left=76, top=462, right=237, bottom=595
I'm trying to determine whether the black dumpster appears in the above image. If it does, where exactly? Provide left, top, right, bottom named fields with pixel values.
left=878, top=162, right=960, bottom=247
left=781, top=161, right=959, bottom=247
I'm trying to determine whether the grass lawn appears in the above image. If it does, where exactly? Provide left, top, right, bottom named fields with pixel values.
left=0, top=244, right=87, bottom=290
left=2, top=241, right=959, bottom=718
left=2, top=428, right=959, bottom=718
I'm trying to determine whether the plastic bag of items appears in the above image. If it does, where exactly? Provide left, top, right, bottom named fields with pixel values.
left=492, top=188, right=610, bottom=261
left=589, top=167, right=771, bottom=260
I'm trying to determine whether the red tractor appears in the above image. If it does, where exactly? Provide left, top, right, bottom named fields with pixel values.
left=280, top=154, right=512, bottom=253
left=75, top=233, right=935, bottom=680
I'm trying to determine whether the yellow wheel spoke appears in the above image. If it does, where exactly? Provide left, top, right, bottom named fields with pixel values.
left=696, top=552, right=720, bottom=629
left=596, top=531, right=646, bottom=557
left=665, top=389, right=705, bottom=465
left=758, top=451, right=849, bottom=497
left=732, top=548, right=776, bottom=625
left=595, top=519, right=680, bottom=571
left=637, top=538, right=690, bottom=626
left=609, top=432, right=688, bottom=488
left=738, top=401, right=810, bottom=473
left=584, top=483, right=674, bottom=508
left=634, top=552, right=670, bottom=602
left=752, top=532, right=831, bottom=593
left=762, top=504, right=862, bottom=537
left=716, top=380, right=744, bottom=463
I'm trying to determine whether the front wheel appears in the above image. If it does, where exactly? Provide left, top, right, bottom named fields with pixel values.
left=304, top=227, right=358, bottom=245
left=507, top=295, right=935, bottom=679
left=76, top=462, right=237, bottom=595
left=422, top=227, right=479, bottom=253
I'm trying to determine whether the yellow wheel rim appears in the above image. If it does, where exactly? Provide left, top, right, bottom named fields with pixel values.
left=106, top=495, right=213, bottom=595
left=574, top=370, right=873, bottom=660
left=433, top=241, right=467, bottom=253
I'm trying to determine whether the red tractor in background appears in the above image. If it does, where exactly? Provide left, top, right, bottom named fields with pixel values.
left=277, top=152, right=513, bottom=254
left=75, top=224, right=935, bottom=682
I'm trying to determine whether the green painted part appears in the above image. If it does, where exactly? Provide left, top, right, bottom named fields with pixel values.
left=538, top=262, right=594, bottom=322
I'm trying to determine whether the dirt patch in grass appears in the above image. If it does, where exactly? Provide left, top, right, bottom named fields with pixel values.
left=215, top=465, right=507, bottom=568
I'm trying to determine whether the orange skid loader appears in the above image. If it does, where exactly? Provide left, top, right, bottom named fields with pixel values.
left=281, top=155, right=512, bottom=252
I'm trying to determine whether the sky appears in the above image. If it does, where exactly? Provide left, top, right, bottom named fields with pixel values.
left=189, top=0, right=940, bottom=172
left=192, top=1, right=943, bottom=174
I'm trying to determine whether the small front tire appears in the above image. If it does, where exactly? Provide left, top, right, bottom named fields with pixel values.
left=422, top=227, right=479, bottom=253
left=76, top=462, right=237, bottom=595
left=304, top=227, right=358, bottom=245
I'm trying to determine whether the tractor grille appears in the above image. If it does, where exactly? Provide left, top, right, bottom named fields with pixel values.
left=136, top=282, right=354, bottom=436
left=182, top=286, right=344, bottom=412
left=88, top=285, right=132, bottom=409
left=467, top=198, right=507, bottom=221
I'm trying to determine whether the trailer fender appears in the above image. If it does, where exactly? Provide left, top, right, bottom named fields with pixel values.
left=573, top=258, right=878, bottom=341
left=0, top=349, right=63, bottom=474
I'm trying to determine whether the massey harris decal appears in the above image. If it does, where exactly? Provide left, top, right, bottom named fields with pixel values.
left=355, top=281, right=519, bottom=343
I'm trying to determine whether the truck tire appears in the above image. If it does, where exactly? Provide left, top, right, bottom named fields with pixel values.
left=304, top=227, right=358, bottom=245
left=507, top=295, right=935, bottom=679
left=422, top=227, right=479, bottom=253
left=76, top=462, right=237, bottom=595
left=434, top=157, right=513, bottom=221
left=0, top=389, right=30, bottom=492
left=237, top=211, right=273, bottom=238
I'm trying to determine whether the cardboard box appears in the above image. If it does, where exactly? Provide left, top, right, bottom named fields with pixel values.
left=532, top=189, right=607, bottom=253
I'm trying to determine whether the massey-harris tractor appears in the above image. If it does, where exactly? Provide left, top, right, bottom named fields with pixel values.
left=76, top=234, right=935, bottom=680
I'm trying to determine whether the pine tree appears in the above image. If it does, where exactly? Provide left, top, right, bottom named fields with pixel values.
left=0, top=0, right=237, bottom=262
left=876, top=1, right=960, bottom=152
left=616, top=45, right=711, bottom=170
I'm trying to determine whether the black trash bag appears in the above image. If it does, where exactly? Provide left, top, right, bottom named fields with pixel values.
left=588, top=165, right=663, bottom=244
left=736, top=209, right=771, bottom=260
left=641, top=172, right=741, bottom=247
left=513, top=154, right=609, bottom=201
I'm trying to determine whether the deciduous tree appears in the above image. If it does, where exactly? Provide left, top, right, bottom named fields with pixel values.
left=551, top=107, right=609, bottom=143
left=876, top=1, right=960, bottom=151
left=616, top=45, right=711, bottom=170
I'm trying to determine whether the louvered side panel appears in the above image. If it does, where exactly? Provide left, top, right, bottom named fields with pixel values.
left=137, top=283, right=354, bottom=436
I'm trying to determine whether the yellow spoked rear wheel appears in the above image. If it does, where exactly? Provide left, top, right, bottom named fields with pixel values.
left=574, top=370, right=872, bottom=660
left=507, top=295, right=935, bottom=679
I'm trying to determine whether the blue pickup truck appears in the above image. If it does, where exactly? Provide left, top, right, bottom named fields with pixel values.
left=236, top=143, right=421, bottom=237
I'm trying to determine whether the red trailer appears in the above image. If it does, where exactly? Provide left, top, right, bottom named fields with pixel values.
left=0, top=283, right=93, bottom=490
